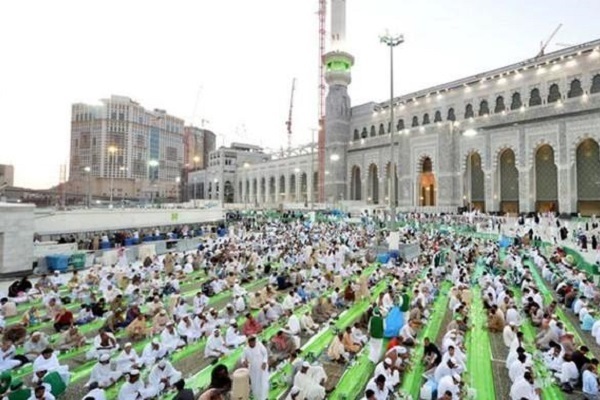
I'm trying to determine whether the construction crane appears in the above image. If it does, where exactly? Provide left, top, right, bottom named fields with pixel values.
left=285, top=78, right=296, bottom=150
left=317, top=0, right=326, bottom=204
left=536, top=23, right=562, bottom=58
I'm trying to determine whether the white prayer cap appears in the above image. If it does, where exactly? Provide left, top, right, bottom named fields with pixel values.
left=152, top=339, right=160, bottom=345
left=452, top=373, right=461, bottom=382
left=124, top=342, right=132, bottom=348
left=130, top=369, right=140, bottom=376
left=166, top=321, right=174, bottom=326
left=384, top=358, right=392, bottom=365
left=291, top=387, right=301, bottom=395
left=158, top=360, right=166, bottom=368
left=302, top=361, right=310, bottom=368
left=397, top=347, right=407, bottom=355
left=159, top=309, right=167, bottom=315
left=99, top=354, right=110, bottom=362
left=230, top=319, right=237, bottom=325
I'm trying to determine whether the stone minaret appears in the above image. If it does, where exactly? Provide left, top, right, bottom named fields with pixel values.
left=324, top=0, right=354, bottom=204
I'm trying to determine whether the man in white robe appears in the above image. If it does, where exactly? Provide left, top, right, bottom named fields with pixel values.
left=510, top=372, right=540, bottom=400
left=117, top=369, right=157, bottom=400
left=33, top=348, right=70, bottom=385
left=148, top=359, right=182, bottom=394
left=293, top=362, right=326, bottom=400
left=160, top=322, right=185, bottom=353
left=141, top=340, right=167, bottom=368
left=193, top=292, right=209, bottom=314
left=437, top=374, right=461, bottom=399
left=300, top=312, right=319, bottom=335
left=285, top=311, right=301, bottom=349
left=226, top=320, right=247, bottom=347
left=177, top=315, right=201, bottom=343
left=373, top=358, right=400, bottom=390
left=115, top=343, right=141, bottom=374
left=503, top=323, right=516, bottom=348
left=242, top=336, right=269, bottom=400
left=205, top=329, right=230, bottom=358
left=86, top=331, right=119, bottom=361
left=87, top=354, right=122, bottom=388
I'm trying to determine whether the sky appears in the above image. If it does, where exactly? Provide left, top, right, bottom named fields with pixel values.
left=1, top=0, right=599, bottom=189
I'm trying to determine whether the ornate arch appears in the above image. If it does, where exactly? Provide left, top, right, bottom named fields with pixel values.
left=415, top=153, right=436, bottom=174
left=569, top=133, right=600, bottom=165
left=527, top=137, right=559, bottom=167
left=492, top=144, right=520, bottom=170
left=366, top=162, right=381, bottom=180
left=460, top=147, right=486, bottom=173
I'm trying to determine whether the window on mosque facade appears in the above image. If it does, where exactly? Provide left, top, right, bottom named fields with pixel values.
left=412, top=116, right=419, bottom=127
left=495, top=96, right=505, bottom=113
left=447, top=108, right=456, bottom=121
left=397, top=119, right=405, bottom=131
left=547, top=84, right=561, bottom=103
left=478, top=100, right=489, bottom=116
left=370, top=125, right=376, bottom=137
left=511, top=92, right=522, bottom=110
left=529, top=88, right=542, bottom=106
left=591, top=75, right=600, bottom=94
left=568, top=79, right=583, bottom=98
left=353, top=129, right=360, bottom=140
left=422, top=113, right=430, bottom=125
left=464, top=104, right=474, bottom=119
left=378, top=124, right=385, bottom=135
left=434, top=111, right=442, bottom=123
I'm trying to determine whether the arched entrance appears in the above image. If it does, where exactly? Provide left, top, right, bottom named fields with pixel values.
left=300, top=173, right=307, bottom=203
left=367, top=164, right=379, bottom=204
left=419, top=157, right=435, bottom=206
left=464, top=152, right=485, bottom=211
left=385, top=162, right=398, bottom=206
left=535, top=145, right=558, bottom=212
left=279, top=175, right=286, bottom=203
left=224, top=181, right=234, bottom=204
left=577, top=138, right=600, bottom=215
left=252, top=179, right=257, bottom=204
left=260, top=177, right=266, bottom=203
left=499, top=149, right=519, bottom=213
left=350, top=166, right=362, bottom=200
left=289, top=174, right=297, bottom=202
left=269, top=177, right=276, bottom=203
left=238, top=181, right=243, bottom=203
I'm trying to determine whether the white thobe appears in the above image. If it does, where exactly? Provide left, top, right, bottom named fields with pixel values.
left=286, top=315, right=301, bottom=349
left=437, top=375, right=459, bottom=399
left=178, top=320, right=201, bottom=342
left=87, top=362, right=122, bottom=388
left=242, top=343, right=269, bottom=400
left=293, top=371, right=326, bottom=400
left=140, top=344, right=167, bottom=368
left=205, top=335, right=230, bottom=358
left=503, top=326, right=516, bottom=347
left=118, top=379, right=157, bottom=400
left=557, top=361, right=579, bottom=384
left=193, top=294, right=209, bottom=313
left=115, top=349, right=140, bottom=374
left=0, top=346, right=20, bottom=373
left=83, top=388, right=107, bottom=400
left=373, top=362, right=399, bottom=390
left=226, top=327, right=247, bottom=347
left=510, top=377, right=540, bottom=400
left=148, top=362, right=182, bottom=393
left=160, top=329, right=185, bottom=353
left=33, top=354, right=70, bottom=385
left=365, top=379, right=389, bottom=400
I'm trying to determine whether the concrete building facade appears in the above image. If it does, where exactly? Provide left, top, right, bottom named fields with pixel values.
left=69, top=95, right=186, bottom=202
left=0, top=164, right=14, bottom=187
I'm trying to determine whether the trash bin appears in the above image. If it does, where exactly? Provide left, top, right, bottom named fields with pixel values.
left=70, top=253, right=86, bottom=270
left=46, top=255, right=69, bottom=272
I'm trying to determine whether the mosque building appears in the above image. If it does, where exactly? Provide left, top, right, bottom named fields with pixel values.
left=190, top=0, right=600, bottom=216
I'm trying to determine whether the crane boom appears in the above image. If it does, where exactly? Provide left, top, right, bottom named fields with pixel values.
left=537, top=23, right=562, bottom=58
left=285, top=78, right=296, bottom=150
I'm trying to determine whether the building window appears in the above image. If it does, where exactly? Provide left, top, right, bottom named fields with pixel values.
left=353, top=129, right=360, bottom=140
left=510, top=92, right=522, bottom=110
left=111, top=112, right=116, bottom=120
left=370, top=125, right=376, bottom=137
left=387, top=122, right=391, bottom=133
left=447, top=108, right=456, bottom=121
left=361, top=127, right=368, bottom=138
left=592, top=75, right=600, bottom=94
left=529, top=88, right=542, bottom=106
left=118, top=113, right=124, bottom=121
left=378, top=123, right=385, bottom=135
left=422, top=113, right=430, bottom=125
left=411, top=116, right=419, bottom=127
left=568, top=79, right=583, bottom=98
left=166, top=146, right=177, bottom=161
left=547, top=84, right=561, bottom=103
left=478, top=100, right=489, bottom=116
left=434, top=110, right=442, bottom=123
left=494, top=96, right=505, bottom=113
left=397, top=119, right=405, bottom=131
left=464, top=104, right=474, bottom=119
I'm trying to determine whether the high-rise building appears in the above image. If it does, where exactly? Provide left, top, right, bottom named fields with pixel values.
left=0, top=164, right=14, bottom=187
left=183, top=126, right=216, bottom=171
left=69, top=95, right=185, bottom=203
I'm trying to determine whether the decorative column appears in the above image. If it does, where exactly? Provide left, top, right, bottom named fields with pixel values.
left=517, top=166, right=534, bottom=213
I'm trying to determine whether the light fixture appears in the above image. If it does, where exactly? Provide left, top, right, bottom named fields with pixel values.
left=148, top=160, right=159, bottom=167
left=360, top=138, right=365, bottom=144
left=294, top=168, right=300, bottom=173
left=330, top=154, right=340, bottom=162
left=84, top=166, right=91, bottom=172
left=463, top=129, right=478, bottom=137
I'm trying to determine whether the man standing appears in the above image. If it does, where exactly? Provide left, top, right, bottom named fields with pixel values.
left=368, top=308, right=384, bottom=363
left=241, top=336, right=269, bottom=400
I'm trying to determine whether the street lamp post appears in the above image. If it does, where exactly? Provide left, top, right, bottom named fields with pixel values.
left=148, top=159, right=159, bottom=206
left=84, top=166, right=91, bottom=208
left=380, top=31, right=404, bottom=231
left=310, top=128, right=316, bottom=211
left=107, top=145, right=118, bottom=208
